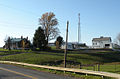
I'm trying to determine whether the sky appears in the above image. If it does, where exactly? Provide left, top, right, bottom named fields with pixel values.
left=0, top=0, right=120, bottom=47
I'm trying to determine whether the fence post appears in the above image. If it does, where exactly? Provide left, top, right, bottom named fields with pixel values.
left=93, top=65, right=95, bottom=71
left=98, top=64, right=100, bottom=71
left=115, top=64, right=116, bottom=72
left=80, top=64, right=82, bottom=69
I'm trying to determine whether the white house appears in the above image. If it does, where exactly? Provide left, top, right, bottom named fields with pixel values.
left=61, top=42, right=87, bottom=50
left=92, top=36, right=113, bottom=49
left=61, top=43, right=73, bottom=50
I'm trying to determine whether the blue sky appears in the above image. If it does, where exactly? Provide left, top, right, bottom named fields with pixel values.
left=0, top=0, right=120, bottom=47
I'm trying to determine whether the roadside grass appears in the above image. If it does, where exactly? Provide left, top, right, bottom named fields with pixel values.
left=0, top=49, right=120, bottom=75
left=27, top=66, right=113, bottom=79
left=0, top=52, right=103, bottom=65
left=0, top=52, right=63, bottom=65
left=82, top=63, right=120, bottom=74
left=0, top=48, right=32, bottom=56
left=0, top=50, right=120, bottom=65
left=8, top=64, right=114, bottom=79
left=51, top=46, right=56, bottom=50
left=0, top=48, right=8, bottom=51
left=0, top=52, right=16, bottom=56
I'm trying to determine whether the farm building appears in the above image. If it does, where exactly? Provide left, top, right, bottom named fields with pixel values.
left=92, top=36, right=113, bottom=49
left=4, top=36, right=31, bottom=50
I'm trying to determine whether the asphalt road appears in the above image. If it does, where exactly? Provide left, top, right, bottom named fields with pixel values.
left=0, top=64, right=76, bottom=79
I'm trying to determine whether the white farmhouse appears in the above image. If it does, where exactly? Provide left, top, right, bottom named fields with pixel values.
left=92, top=36, right=113, bottom=49
left=61, top=43, right=73, bottom=50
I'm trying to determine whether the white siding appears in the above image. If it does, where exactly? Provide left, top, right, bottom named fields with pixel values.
left=92, top=39, right=113, bottom=49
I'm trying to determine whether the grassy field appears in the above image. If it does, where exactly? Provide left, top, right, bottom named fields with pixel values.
left=0, top=48, right=120, bottom=78
left=0, top=48, right=32, bottom=56
left=0, top=49, right=120, bottom=66
left=82, top=63, right=120, bottom=74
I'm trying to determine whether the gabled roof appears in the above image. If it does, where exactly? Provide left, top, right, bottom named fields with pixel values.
left=5, top=36, right=30, bottom=44
left=11, top=38, right=21, bottom=43
left=92, top=37, right=111, bottom=41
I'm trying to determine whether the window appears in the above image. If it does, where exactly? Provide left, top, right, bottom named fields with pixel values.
left=93, top=42, right=97, bottom=45
left=96, top=43, right=97, bottom=45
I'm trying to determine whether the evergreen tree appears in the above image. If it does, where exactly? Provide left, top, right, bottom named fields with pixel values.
left=33, top=27, right=47, bottom=50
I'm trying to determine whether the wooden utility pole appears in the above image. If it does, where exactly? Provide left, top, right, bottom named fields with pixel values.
left=64, top=21, right=69, bottom=68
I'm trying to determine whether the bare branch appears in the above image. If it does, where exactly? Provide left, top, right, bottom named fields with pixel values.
left=39, top=12, right=59, bottom=43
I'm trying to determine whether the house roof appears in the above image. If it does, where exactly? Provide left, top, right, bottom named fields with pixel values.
left=11, top=38, right=22, bottom=43
left=5, top=38, right=21, bottom=43
left=11, top=38, right=21, bottom=41
left=92, top=37, right=111, bottom=41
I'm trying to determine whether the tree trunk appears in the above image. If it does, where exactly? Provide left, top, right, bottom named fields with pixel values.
left=46, top=36, right=49, bottom=46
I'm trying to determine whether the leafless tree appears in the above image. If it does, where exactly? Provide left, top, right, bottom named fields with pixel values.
left=39, top=12, right=59, bottom=44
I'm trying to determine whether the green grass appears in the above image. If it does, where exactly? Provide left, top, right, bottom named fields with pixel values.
left=0, top=48, right=8, bottom=51
left=0, top=51, right=16, bottom=56
left=0, top=50, right=120, bottom=65
left=0, top=52, right=63, bottom=65
left=0, top=49, right=120, bottom=74
left=10, top=64, right=113, bottom=79
left=0, top=48, right=33, bottom=56
left=82, top=63, right=120, bottom=74
left=0, top=52, right=102, bottom=65
left=51, top=46, right=56, bottom=50
left=0, top=49, right=119, bottom=79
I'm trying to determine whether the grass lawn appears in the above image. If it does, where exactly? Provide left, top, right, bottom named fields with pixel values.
left=0, top=48, right=32, bottom=56
left=0, top=49, right=120, bottom=77
left=82, top=63, right=120, bottom=74
left=0, top=49, right=120, bottom=66
left=0, top=51, right=103, bottom=65
left=0, top=49, right=119, bottom=79
left=0, top=48, right=8, bottom=51
left=23, top=65, right=114, bottom=79
left=7, top=64, right=113, bottom=79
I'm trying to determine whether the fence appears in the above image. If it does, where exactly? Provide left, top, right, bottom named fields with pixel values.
left=79, top=63, right=120, bottom=73
left=0, top=61, right=120, bottom=79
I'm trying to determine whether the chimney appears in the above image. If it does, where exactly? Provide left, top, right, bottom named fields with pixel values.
left=21, top=36, right=23, bottom=39
left=26, top=37, right=28, bottom=40
left=100, top=36, right=103, bottom=38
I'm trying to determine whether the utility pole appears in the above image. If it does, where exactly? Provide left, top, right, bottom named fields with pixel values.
left=78, top=13, right=81, bottom=43
left=64, top=21, right=69, bottom=68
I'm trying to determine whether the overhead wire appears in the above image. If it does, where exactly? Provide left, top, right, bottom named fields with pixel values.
left=0, top=3, right=40, bottom=29
left=0, top=20, right=38, bottom=26
left=0, top=3, right=40, bottom=16
left=0, top=3, right=66, bottom=32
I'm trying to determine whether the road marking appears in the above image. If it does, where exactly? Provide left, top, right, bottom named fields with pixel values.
left=0, top=67, right=37, bottom=79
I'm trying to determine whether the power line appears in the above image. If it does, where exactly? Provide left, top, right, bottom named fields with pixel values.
left=0, top=3, right=40, bottom=29
left=0, top=21, right=64, bottom=31
left=0, top=23, right=35, bottom=30
left=0, top=3, right=39, bottom=16
left=0, top=3, right=67, bottom=35
left=0, top=20, right=38, bottom=27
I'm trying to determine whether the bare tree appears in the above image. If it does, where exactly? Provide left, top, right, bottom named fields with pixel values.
left=39, top=12, right=59, bottom=44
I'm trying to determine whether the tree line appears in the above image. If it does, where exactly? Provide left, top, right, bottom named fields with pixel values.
left=5, top=12, right=63, bottom=50
left=33, top=12, right=63, bottom=50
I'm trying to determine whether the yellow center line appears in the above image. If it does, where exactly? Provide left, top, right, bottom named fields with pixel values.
left=0, top=67, right=38, bottom=79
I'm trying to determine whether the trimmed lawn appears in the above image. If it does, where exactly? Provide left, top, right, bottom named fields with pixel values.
left=0, top=49, right=119, bottom=79
left=0, top=49, right=120, bottom=74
